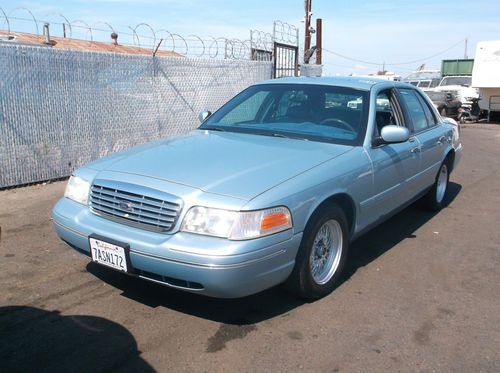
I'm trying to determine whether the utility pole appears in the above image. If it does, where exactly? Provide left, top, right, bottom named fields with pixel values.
left=304, top=0, right=312, bottom=63
left=464, top=38, right=468, bottom=59
left=316, top=18, right=322, bottom=65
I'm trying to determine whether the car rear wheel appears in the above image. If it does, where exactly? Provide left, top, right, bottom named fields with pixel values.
left=422, top=159, right=450, bottom=211
left=285, top=204, right=348, bottom=300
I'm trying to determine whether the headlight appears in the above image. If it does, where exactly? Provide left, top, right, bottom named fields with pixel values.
left=181, top=206, right=292, bottom=240
left=64, top=175, right=91, bottom=205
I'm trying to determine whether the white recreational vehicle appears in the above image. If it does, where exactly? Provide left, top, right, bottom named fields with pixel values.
left=472, top=40, right=500, bottom=120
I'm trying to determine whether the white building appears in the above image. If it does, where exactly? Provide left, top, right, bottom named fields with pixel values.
left=471, top=40, right=500, bottom=120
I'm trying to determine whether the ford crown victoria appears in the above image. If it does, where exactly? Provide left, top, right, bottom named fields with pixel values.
left=52, top=77, right=462, bottom=299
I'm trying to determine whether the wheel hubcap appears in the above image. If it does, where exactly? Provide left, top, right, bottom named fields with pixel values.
left=309, top=220, right=343, bottom=285
left=436, top=163, right=448, bottom=203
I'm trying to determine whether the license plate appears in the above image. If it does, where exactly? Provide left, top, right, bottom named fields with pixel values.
left=89, top=237, right=129, bottom=272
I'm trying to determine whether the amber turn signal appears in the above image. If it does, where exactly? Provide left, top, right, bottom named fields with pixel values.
left=261, top=212, right=290, bottom=231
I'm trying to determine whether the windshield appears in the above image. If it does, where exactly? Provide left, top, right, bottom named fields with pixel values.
left=426, top=91, right=446, bottom=101
left=417, top=80, right=432, bottom=88
left=440, top=76, right=472, bottom=86
left=200, top=84, right=369, bottom=145
left=405, top=71, right=441, bottom=80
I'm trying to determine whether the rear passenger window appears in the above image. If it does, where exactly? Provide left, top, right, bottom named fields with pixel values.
left=399, top=89, right=428, bottom=132
left=416, top=93, right=437, bottom=127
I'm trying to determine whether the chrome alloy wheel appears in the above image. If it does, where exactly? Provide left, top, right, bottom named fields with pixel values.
left=436, top=163, right=448, bottom=203
left=309, top=219, right=343, bottom=285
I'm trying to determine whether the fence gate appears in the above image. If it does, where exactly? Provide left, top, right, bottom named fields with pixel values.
left=273, top=42, right=298, bottom=78
left=250, top=21, right=299, bottom=78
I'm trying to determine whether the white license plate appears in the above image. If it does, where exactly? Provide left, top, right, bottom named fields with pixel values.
left=89, top=237, right=128, bottom=272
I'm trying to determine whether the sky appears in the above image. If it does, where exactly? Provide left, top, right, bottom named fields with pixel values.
left=1, top=0, right=499, bottom=77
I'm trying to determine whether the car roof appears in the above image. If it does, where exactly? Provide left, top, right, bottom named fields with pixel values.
left=256, top=76, right=414, bottom=91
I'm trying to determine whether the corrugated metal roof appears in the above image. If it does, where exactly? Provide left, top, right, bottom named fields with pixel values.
left=0, top=31, right=182, bottom=57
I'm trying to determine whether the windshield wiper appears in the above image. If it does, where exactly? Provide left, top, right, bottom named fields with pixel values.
left=201, top=126, right=225, bottom=132
left=254, top=131, right=289, bottom=139
left=270, top=133, right=289, bottom=138
left=258, top=132, right=308, bottom=141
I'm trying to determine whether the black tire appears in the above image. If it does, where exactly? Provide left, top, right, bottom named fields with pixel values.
left=285, top=204, right=349, bottom=300
left=421, top=159, right=450, bottom=211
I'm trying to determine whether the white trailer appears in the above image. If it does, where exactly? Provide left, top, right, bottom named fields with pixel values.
left=471, top=40, right=500, bottom=120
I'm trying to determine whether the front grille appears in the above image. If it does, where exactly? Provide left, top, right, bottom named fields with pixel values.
left=89, top=180, right=182, bottom=233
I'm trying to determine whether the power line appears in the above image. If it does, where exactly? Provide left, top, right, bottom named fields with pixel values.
left=322, top=49, right=383, bottom=66
left=322, top=38, right=466, bottom=67
left=388, top=39, right=466, bottom=66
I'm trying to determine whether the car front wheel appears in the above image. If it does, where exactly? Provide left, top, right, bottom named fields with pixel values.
left=285, top=204, right=348, bottom=300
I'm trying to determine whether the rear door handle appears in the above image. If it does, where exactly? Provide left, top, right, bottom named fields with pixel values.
left=436, top=136, right=447, bottom=145
left=410, top=147, right=421, bottom=154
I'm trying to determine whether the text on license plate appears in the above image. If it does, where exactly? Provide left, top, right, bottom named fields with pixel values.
left=89, top=237, right=128, bottom=272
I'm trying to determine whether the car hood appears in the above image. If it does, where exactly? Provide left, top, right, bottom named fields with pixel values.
left=87, top=130, right=352, bottom=200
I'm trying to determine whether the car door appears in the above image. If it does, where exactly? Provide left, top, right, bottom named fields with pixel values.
left=398, top=88, right=446, bottom=194
left=362, top=89, right=422, bottom=222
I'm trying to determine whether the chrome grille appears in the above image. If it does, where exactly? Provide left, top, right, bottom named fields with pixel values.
left=89, top=181, right=182, bottom=233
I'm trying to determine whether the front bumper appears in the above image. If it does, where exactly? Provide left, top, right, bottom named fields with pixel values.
left=52, top=198, right=301, bottom=298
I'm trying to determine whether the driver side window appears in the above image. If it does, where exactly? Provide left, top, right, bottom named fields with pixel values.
left=374, top=90, right=401, bottom=137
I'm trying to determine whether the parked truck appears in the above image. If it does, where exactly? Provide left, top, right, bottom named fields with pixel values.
left=435, top=59, right=478, bottom=108
left=472, top=40, right=500, bottom=121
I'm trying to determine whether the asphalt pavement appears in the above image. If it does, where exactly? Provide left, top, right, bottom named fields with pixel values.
left=0, top=124, right=499, bottom=372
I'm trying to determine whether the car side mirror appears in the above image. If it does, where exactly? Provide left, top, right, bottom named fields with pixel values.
left=198, top=110, right=212, bottom=123
left=372, top=125, right=410, bottom=147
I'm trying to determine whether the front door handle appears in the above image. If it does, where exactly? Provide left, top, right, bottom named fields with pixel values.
left=410, top=146, right=421, bottom=154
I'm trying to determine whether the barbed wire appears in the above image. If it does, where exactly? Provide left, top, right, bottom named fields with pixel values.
left=1, top=7, right=10, bottom=33
left=0, top=6, right=295, bottom=60
left=250, top=29, right=273, bottom=52
left=71, top=19, right=93, bottom=42
left=273, top=20, right=299, bottom=46
left=133, top=23, right=156, bottom=49
left=7, top=7, right=39, bottom=34
left=43, top=12, right=72, bottom=37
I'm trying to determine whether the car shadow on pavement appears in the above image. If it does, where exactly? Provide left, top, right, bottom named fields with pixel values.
left=0, top=306, right=155, bottom=373
left=86, top=182, right=461, bottom=326
left=87, top=261, right=305, bottom=325
left=342, top=182, right=462, bottom=284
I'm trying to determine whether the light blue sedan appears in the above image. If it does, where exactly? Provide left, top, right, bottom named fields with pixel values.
left=52, top=77, right=462, bottom=299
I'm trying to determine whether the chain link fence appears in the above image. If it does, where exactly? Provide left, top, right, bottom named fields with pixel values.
left=0, top=43, right=273, bottom=188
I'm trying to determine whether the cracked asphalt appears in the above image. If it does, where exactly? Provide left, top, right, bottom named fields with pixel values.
left=0, top=124, right=499, bottom=372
